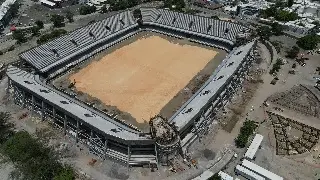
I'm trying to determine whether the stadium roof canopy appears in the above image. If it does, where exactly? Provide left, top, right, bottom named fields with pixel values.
left=20, top=8, right=249, bottom=74
left=20, top=11, right=137, bottom=73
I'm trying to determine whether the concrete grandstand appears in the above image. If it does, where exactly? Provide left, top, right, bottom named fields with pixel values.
left=6, top=8, right=257, bottom=167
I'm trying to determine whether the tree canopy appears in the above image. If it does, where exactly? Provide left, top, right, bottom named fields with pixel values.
left=297, top=34, right=320, bottom=50
left=0, top=112, right=14, bottom=144
left=270, top=58, right=284, bottom=74
left=271, top=22, right=284, bottom=36
left=208, top=173, right=221, bottom=180
left=0, top=112, right=75, bottom=180
left=35, top=20, right=44, bottom=29
left=30, top=26, right=40, bottom=36
left=12, top=30, right=27, bottom=44
left=50, top=14, right=65, bottom=27
left=8, top=2, right=20, bottom=18
left=100, top=4, right=108, bottom=14
left=256, top=26, right=272, bottom=40
left=287, top=0, right=294, bottom=7
left=108, top=0, right=140, bottom=11
left=286, top=45, right=300, bottom=58
left=261, top=7, right=299, bottom=22
left=235, top=120, right=257, bottom=148
left=79, top=5, right=96, bottom=15
left=65, top=11, right=74, bottom=23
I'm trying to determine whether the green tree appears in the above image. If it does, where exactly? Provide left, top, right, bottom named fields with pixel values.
left=260, top=7, right=299, bottom=22
left=133, top=9, right=141, bottom=19
left=53, top=166, right=75, bottom=180
left=12, top=30, right=27, bottom=44
left=0, top=112, right=14, bottom=144
left=235, top=120, right=257, bottom=148
left=0, top=111, right=75, bottom=180
left=79, top=5, right=96, bottom=15
left=271, top=22, right=284, bottom=36
left=35, top=20, right=44, bottom=29
left=208, top=173, right=222, bottom=180
left=260, top=7, right=277, bottom=18
left=211, top=15, right=219, bottom=19
left=100, top=4, right=108, bottom=14
left=274, top=10, right=299, bottom=21
left=312, top=20, right=320, bottom=26
left=65, top=11, right=74, bottom=23
left=270, top=58, right=284, bottom=74
left=286, top=45, right=300, bottom=58
left=275, top=0, right=286, bottom=7
left=256, top=26, right=272, bottom=40
left=31, top=26, right=40, bottom=36
left=51, top=14, right=65, bottom=27
left=271, top=40, right=283, bottom=53
left=9, top=2, right=20, bottom=18
left=297, top=34, right=320, bottom=50
left=287, top=0, right=294, bottom=7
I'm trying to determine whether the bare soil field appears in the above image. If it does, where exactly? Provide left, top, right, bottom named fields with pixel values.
left=53, top=32, right=226, bottom=130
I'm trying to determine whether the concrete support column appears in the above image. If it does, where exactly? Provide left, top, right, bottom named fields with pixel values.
left=227, top=87, right=233, bottom=97
left=22, top=91, right=26, bottom=108
left=103, top=139, right=108, bottom=160
left=193, top=120, right=201, bottom=142
left=219, top=95, right=223, bottom=106
left=201, top=110, right=205, bottom=120
left=230, top=84, right=236, bottom=93
left=41, top=100, right=45, bottom=121
left=31, top=95, right=35, bottom=113
left=52, top=107, right=56, bottom=118
left=211, top=103, right=215, bottom=117
left=6, top=79, right=10, bottom=94
left=64, top=114, right=67, bottom=135
left=12, top=86, right=16, bottom=104
left=154, top=145, right=159, bottom=167
left=89, top=130, right=93, bottom=145
left=127, top=145, right=131, bottom=169
left=76, top=120, right=79, bottom=143
left=88, top=130, right=93, bottom=153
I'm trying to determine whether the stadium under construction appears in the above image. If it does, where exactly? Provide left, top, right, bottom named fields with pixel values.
left=6, top=8, right=257, bottom=167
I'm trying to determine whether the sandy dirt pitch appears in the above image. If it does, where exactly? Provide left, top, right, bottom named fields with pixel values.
left=70, top=35, right=217, bottom=122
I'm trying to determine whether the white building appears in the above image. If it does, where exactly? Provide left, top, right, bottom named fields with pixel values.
left=86, top=0, right=108, bottom=9
left=218, top=171, right=233, bottom=180
left=235, top=165, right=266, bottom=180
left=241, top=159, right=283, bottom=180
left=231, top=0, right=320, bottom=35
left=244, top=134, right=263, bottom=160
left=192, top=170, right=214, bottom=180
